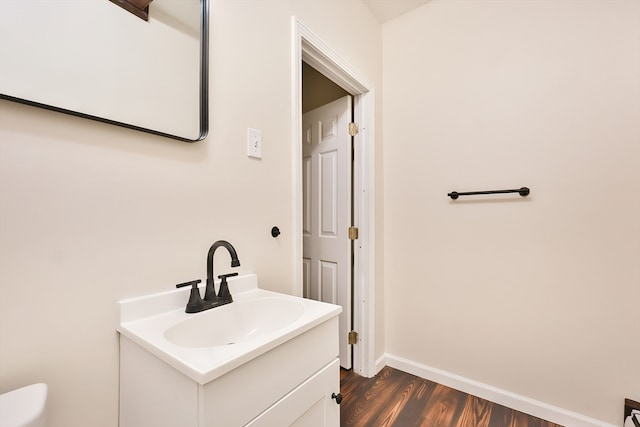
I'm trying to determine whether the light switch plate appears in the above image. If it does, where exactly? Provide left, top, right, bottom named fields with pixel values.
left=247, top=128, right=262, bottom=159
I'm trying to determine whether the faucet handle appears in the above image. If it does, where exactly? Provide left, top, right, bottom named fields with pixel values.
left=176, top=279, right=202, bottom=289
left=217, top=273, right=238, bottom=304
left=176, top=280, right=204, bottom=313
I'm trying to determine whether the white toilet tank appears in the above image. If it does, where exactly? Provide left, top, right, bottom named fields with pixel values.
left=0, top=383, right=48, bottom=427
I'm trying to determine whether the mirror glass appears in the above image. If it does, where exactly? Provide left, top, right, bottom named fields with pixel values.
left=0, top=0, right=208, bottom=142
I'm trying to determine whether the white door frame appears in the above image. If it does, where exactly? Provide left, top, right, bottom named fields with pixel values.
left=291, top=17, right=376, bottom=377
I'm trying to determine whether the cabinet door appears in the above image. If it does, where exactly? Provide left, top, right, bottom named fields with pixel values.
left=119, top=337, right=198, bottom=427
left=246, top=359, right=340, bottom=427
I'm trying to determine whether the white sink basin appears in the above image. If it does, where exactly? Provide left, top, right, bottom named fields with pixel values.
left=164, top=297, right=305, bottom=347
left=116, top=274, right=341, bottom=384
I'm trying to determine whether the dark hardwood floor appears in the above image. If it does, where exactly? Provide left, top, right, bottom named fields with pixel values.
left=340, top=367, right=563, bottom=427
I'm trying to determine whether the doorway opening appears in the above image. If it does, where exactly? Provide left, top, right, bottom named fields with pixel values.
left=292, top=18, right=376, bottom=377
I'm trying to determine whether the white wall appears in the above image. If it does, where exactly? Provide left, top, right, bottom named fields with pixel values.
left=383, top=0, right=639, bottom=425
left=0, top=1, right=382, bottom=426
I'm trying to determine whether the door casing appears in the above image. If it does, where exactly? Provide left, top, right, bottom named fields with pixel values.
left=292, top=18, right=376, bottom=377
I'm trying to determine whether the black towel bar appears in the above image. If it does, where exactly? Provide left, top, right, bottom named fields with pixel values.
left=448, top=187, right=530, bottom=200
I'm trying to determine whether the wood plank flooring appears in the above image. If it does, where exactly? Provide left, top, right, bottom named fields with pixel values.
left=340, top=367, right=563, bottom=427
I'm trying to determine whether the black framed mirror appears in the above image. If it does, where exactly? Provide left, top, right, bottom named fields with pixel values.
left=0, top=0, right=209, bottom=142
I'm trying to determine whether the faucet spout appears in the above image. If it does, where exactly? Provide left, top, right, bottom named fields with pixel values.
left=204, top=240, right=240, bottom=302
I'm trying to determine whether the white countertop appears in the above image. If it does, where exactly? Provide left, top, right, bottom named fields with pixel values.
left=116, top=274, right=341, bottom=384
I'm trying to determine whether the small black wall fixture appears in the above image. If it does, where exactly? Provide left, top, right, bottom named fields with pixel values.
left=448, top=187, right=530, bottom=200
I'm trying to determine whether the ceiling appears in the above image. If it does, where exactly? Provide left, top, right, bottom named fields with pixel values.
left=363, top=0, right=431, bottom=23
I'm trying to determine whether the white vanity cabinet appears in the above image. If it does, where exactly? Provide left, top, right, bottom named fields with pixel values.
left=119, top=313, right=340, bottom=427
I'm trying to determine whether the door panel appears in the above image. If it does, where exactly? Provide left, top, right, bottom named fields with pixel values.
left=320, top=261, right=338, bottom=304
left=302, top=156, right=312, bottom=236
left=302, top=95, right=352, bottom=369
left=320, top=150, right=338, bottom=236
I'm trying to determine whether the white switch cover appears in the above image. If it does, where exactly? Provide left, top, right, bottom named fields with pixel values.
left=247, top=128, right=262, bottom=159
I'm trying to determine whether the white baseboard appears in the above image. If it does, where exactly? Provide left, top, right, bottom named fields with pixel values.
left=378, top=353, right=615, bottom=427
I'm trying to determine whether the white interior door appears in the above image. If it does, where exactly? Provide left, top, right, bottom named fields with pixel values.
left=302, top=95, right=352, bottom=369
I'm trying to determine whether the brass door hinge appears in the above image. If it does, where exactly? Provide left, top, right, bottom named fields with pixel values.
left=348, top=122, right=359, bottom=136
left=348, top=330, right=358, bottom=345
left=348, top=226, right=359, bottom=240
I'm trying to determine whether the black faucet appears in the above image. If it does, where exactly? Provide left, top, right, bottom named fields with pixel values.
left=204, top=240, right=240, bottom=305
left=175, top=241, right=240, bottom=313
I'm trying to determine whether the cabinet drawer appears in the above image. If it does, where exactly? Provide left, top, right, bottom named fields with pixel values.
left=246, top=358, right=340, bottom=427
